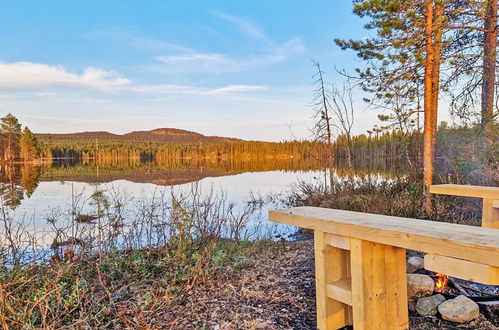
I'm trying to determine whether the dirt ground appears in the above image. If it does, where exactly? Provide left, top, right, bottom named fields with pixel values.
left=137, top=240, right=497, bottom=329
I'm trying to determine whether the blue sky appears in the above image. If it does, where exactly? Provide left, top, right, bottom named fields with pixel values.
left=0, top=0, right=436, bottom=141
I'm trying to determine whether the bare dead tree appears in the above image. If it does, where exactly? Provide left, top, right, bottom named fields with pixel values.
left=311, top=60, right=335, bottom=189
left=329, top=82, right=355, bottom=174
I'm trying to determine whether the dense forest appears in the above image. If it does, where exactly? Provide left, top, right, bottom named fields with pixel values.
left=1, top=113, right=496, bottom=183
left=0, top=114, right=325, bottom=162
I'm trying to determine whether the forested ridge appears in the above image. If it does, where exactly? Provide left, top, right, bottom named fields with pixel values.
left=36, top=129, right=323, bottom=161
left=1, top=112, right=494, bottom=173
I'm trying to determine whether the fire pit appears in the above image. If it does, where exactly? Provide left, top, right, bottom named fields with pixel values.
left=409, top=256, right=499, bottom=324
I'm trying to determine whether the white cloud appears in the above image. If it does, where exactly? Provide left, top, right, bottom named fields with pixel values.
left=0, top=61, right=266, bottom=97
left=0, top=62, right=130, bottom=90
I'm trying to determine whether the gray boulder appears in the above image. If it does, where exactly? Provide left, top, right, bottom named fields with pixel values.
left=416, top=294, right=446, bottom=316
left=438, top=295, right=479, bottom=323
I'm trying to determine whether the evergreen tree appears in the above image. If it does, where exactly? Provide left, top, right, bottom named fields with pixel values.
left=334, top=0, right=474, bottom=213
left=0, top=113, right=22, bottom=162
left=20, top=127, right=40, bottom=161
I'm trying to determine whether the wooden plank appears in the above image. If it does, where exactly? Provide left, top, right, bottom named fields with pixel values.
left=327, top=278, right=352, bottom=306
left=424, top=254, right=499, bottom=285
left=430, top=184, right=499, bottom=199
left=483, top=198, right=499, bottom=229
left=384, top=244, right=409, bottom=330
left=314, top=230, right=352, bottom=329
left=350, top=239, right=408, bottom=330
left=269, top=207, right=499, bottom=267
left=326, top=233, right=350, bottom=250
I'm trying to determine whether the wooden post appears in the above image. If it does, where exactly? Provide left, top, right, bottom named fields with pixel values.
left=314, top=230, right=352, bottom=329
left=350, top=239, right=408, bottom=330
left=482, top=198, right=499, bottom=229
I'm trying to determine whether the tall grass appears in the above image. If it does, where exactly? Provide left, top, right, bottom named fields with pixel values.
left=1, top=183, right=266, bottom=267
left=279, top=173, right=483, bottom=226
left=0, top=183, right=274, bottom=328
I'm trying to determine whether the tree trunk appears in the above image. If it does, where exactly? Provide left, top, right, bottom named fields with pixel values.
left=423, top=0, right=444, bottom=215
left=423, top=0, right=435, bottom=215
left=482, top=0, right=497, bottom=143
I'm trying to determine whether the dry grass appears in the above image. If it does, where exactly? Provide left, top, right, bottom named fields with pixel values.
left=0, top=239, right=317, bottom=329
left=280, top=175, right=484, bottom=226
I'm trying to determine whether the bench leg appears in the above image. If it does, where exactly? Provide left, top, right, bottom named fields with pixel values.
left=314, top=230, right=352, bottom=329
left=350, top=239, right=408, bottom=330
left=482, top=198, right=499, bottom=229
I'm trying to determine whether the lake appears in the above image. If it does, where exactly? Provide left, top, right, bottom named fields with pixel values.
left=0, top=158, right=405, bottom=263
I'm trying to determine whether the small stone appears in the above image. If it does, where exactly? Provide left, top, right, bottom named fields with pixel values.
left=416, top=294, right=446, bottom=316
left=407, top=256, right=424, bottom=273
left=407, top=274, right=435, bottom=301
left=438, top=295, right=479, bottom=323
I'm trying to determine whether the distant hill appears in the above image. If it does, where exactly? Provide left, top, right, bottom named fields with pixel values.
left=34, top=128, right=317, bottom=162
left=37, top=128, right=242, bottom=145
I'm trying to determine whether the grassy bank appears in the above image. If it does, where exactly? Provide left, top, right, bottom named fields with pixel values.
left=0, top=238, right=283, bottom=328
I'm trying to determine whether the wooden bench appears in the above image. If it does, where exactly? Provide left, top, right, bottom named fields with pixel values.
left=430, top=184, right=499, bottom=229
left=269, top=206, right=499, bottom=330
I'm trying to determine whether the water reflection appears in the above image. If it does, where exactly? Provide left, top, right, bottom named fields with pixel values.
left=0, top=157, right=412, bottom=264
left=0, top=164, right=41, bottom=208
left=0, top=157, right=408, bottom=211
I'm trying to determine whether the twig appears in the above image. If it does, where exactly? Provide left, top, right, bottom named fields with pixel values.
left=460, top=283, right=497, bottom=297
left=448, top=277, right=468, bottom=296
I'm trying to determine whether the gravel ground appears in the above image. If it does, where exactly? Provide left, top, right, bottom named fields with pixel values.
left=128, top=240, right=498, bottom=329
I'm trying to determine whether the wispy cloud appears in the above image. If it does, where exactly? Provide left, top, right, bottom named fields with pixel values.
left=155, top=52, right=286, bottom=73
left=203, top=84, right=267, bottom=95
left=83, top=26, right=193, bottom=53
left=154, top=39, right=305, bottom=74
left=120, top=83, right=267, bottom=96
left=153, top=11, right=305, bottom=74
left=212, top=11, right=270, bottom=43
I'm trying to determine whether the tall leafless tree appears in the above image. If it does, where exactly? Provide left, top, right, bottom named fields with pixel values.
left=329, top=82, right=355, bottom=174
left=311, top=61, right=335, bottom=189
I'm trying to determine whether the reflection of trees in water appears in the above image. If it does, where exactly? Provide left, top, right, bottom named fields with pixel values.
left=0, top=164, right=41, bottom=209
left=21, top=165, right=41, bottom=197
left=0, top=157, right=407, bottom=208
left=0, top=182, right=23, bottom=209
left=40, top=158, right=405, bottom=184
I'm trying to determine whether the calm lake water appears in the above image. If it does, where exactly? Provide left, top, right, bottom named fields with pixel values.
left=0, top=158, right=404, bottom=260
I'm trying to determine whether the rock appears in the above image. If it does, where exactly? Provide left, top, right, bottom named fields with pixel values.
left=416, top=294, right=446, bottom=316
left=407, top=256, right=424, bottom=273
left=438, top=295, right=479, bottom=323
left=477, top=301, right=499, bottom=325
left=407, top=274, right=435, bottom=301
left=408, top=300, right=416, bottom=313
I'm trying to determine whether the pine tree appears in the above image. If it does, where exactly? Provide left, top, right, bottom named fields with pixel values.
left=334, top=0, right=472, bottom=213
left=20, top=126, right=40, bottom=161
left=0, top=113, right=22, bottom=162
